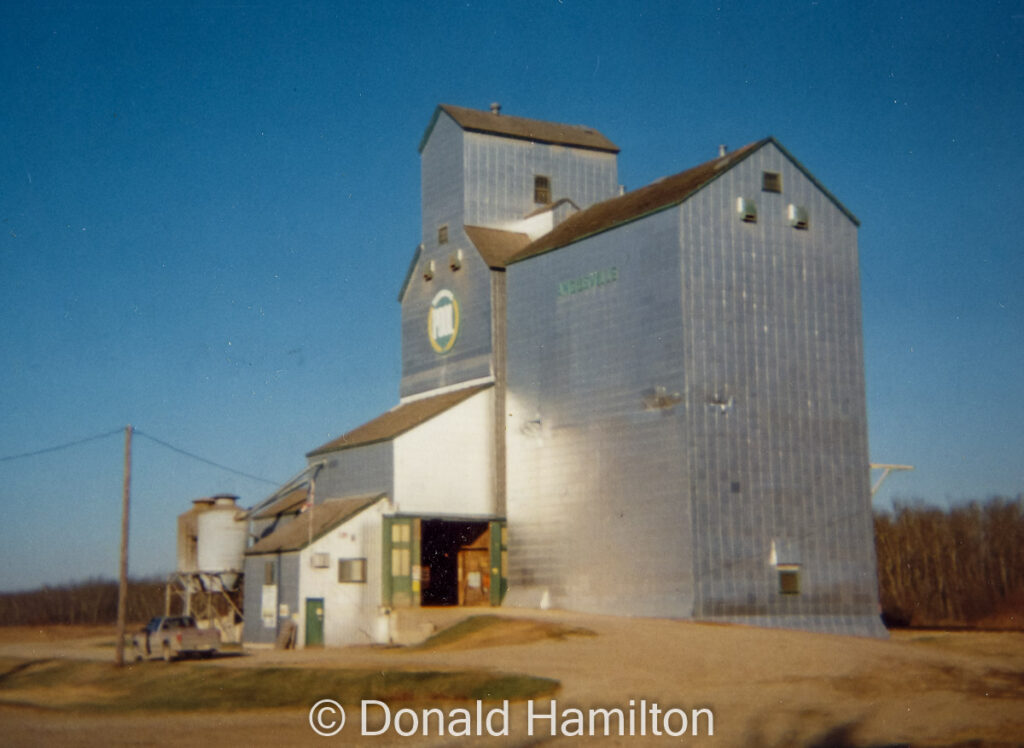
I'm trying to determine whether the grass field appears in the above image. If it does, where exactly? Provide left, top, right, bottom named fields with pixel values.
left=0, top=656, right=556, bottom=713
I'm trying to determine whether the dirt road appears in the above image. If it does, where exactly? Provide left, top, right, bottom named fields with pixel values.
left=2, top=612, right=1023, bottom=746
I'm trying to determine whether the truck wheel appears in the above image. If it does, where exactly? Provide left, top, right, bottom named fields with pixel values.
left=162, top=643, right=174, bottom=663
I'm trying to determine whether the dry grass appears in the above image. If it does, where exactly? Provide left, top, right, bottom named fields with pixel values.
left=0, top=656, right=557, bottom=713
left=411, top=614, right=595, bottom=651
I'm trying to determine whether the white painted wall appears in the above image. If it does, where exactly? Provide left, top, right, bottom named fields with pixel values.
left=393, top=388, right=496, bottom=517
left=296, top=498, right=391, bottom=647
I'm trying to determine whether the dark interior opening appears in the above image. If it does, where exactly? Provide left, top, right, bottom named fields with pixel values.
left=419, top=520, right=489, bottom=606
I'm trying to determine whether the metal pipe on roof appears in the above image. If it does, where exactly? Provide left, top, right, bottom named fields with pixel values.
left=245, top=460, right=327, bottom=519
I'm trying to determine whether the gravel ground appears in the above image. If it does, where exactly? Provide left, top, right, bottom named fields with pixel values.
left=1, top=610, right=1023, bottom=747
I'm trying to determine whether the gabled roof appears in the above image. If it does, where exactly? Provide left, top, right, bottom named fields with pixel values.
left=252, top=486, right=309, bottom=520
left=307, top=383, right=492, bottom=457
left=246, top=494, right=386, bottom=555
left=507, top=137, right=859, bottom=264
left=464, top=225, right=531, bottom=269
left=420, top=104, right=619, bottom=154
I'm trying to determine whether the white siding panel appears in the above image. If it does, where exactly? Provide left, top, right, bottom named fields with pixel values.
left=296, top=499, right=390, bottom=647
left=393, top=389, right=496, bottom=516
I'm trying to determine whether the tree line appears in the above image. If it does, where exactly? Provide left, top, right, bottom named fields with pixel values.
left=875, top=496, right=1024, bottom=627
left=0, top=578, right=166, bottom=626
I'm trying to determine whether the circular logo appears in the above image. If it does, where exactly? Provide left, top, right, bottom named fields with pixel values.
left=427, top=289, right=460, bottom=354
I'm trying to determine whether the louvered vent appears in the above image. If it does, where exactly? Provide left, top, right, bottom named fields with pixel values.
left=788, top=204, right=809, bottom=229
left=736, top=197, right=758, bottom=223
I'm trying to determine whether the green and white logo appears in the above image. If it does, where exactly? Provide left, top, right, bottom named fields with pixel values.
left=427, top=289, right=460, bottom=354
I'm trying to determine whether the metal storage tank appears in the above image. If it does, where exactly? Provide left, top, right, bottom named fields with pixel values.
left=177, top=497, right=216, bottom=573
left=196, top=494, right=248, bottom=589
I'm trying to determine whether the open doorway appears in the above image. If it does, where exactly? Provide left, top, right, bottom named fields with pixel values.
left=419, top=520, right=490, bottom=606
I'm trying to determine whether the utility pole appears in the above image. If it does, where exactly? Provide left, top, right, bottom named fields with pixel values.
left=115, top=425, right=132, bottom=667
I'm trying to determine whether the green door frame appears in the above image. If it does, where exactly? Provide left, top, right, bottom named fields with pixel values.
left=383, top=516, right=505, bottom=607
left=382, top=517, right=419, bottom=607
left=489, top=520, right=507, bottom=606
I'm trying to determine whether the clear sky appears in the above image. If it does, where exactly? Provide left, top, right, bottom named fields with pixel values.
left=1, top=1, right=1021, bottom=591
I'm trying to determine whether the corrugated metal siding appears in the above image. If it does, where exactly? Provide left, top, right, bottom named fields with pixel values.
left=677, top=144, right=880, bottom=635
left=420, top=114, right=464, bottom=253
left=241, top=555, right=275, bottom=644
left=314, top=441, right=393, bottom=501
left=401, top=115, right=620, bottom=399
left=462, top=131, right=618, bottom=228
left=278, top=552, right=301, bottom=629
left=400, top=232, right=494, bottom=398
left=506, top=208, right=695, bottom=617
left=405, top=113, right=491, bottom=398
left=506, top=143, right=882, bottom=636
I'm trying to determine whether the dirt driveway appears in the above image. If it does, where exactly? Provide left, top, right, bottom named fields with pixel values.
left=2, top=611, right=1023, bottom=747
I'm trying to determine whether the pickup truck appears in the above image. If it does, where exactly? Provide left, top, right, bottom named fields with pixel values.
left=132, top=616, right=221, bottom=662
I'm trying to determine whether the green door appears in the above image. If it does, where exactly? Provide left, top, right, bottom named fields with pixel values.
left=305, top=598, right=324, bottom=647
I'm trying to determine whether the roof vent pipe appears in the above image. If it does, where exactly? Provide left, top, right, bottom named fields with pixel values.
left=490, top=102, right=501, bottom=115
left=718, top=144, right=728, bottom=157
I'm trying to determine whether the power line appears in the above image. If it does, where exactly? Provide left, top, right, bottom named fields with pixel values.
left=133, top=429, right=281, bottom=486
left=0, top=428, right=124, bottom=463
left=0, top=426, right=282, bottom=488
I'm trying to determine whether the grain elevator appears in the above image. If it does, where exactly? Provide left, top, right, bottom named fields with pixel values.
left=239, top=104, right=885, bottom=647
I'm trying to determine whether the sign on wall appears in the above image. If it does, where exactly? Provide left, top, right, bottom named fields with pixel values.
left=557, top=267, right=618, bottom=298
left=261, top=585, right=277, bottom=628
left=428, top=289, right=460, bottom=353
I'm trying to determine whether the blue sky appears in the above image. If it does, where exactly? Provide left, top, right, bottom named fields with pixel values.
left=1, top=1, right=1021, bottom=591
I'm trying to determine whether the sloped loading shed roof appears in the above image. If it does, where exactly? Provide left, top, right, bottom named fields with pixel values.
left=307, top=383, right=492, bottom=457
left=420, top=104, right=620, bottom=154
left=252, top=486, right=309, bottom=520
left=507, top=137, right=859, bottom=264
left=247, top=493, right=386, bottom=555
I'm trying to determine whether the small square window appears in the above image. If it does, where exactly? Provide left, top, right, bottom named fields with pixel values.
left=534, top=175, right=551, bottom=204
left=778, top=565, right=800, bottom=595
left=338, top=558, right=367, bottom=583
left=762, top=171, right=782, bottom=192
left=438, top=225, right=448, bottom=244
